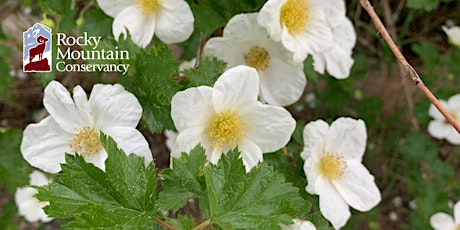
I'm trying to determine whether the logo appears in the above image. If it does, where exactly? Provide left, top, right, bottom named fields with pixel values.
left=23, top=23, right=52, bottom=72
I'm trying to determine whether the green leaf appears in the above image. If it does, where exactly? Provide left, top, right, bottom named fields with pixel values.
left=79, top=8, right=113, bottom=37
left=169, top=215, right=197, bottom=230
left=182, top=56, right=226, bottom=87
left=411, top=41, right=440, bottom=74
left=158, top=146, right=207, bottom=212
left=186, top=0, right=266, bottom=36
left=120, top=45, right=182, bottom=133
left=305, top=212, right=334, bottom=230
left=406, top=0, right=449, bottom=11
left=398, top=132, right=437, bottom=162
left=36, top=133, right=158, bottom=229
left=205, top=148, right=304, bottom=229
left=38, top=0, right=76, bottom=32
left=0, top=129, right=32, bottom=193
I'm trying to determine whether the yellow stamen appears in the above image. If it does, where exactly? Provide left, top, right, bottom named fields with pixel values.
left=207, top=110, right=246, bottom=149
left=244, top=46, right=271, bottom=71
left=456, top=225, right=460, bottom=230
left=279, top=0, right=310, bottom=34
left=69, top=127, right=101, bottom=160
left=319, top=153, right=346, bottom=180
left=138, top=0, right=162, bottom=14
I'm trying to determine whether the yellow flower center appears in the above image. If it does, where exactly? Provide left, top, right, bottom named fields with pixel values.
left=69, top=127, right=101, bottom=160
left=319, top=153, right=346, bottom=180
left=207, top=110, right=246, bottom=149
left=244, top=46, right=271, bottom=71
left=456, top=225, right=460, bottom=230
left=279, top=0, right=310, bottom=34
left=138, top=0, right=162, bottom=14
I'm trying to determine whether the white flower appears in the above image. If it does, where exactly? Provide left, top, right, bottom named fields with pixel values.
left=14, top=170, right=53, bottom=223
left=428, top=94, right=460, bottom=145
left=179, top=58, right=196, bottom=72
left=97, top=0, right=194, bottom=47
left=258, top=0, right=333, bottom=63
left=171, top=65, right=296, bottom=172
left=301, top=117, right=381, bottom=229
left=430, top=201, right=460, bottom=230
left=312, top=0, right=356, bottom=79
left=204, top=13, right=306, bottom=106
left=21, top=81, right=153, bottom=173
left=164, top=129, right=178, bottom=153
left=442, top=25, right=460, bottom=48
left=280, top=218, right=317, bottom=230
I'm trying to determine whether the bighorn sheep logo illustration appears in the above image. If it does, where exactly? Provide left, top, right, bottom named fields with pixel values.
left=23, top=23, right=52, bottom=72
left=29, top=36, right=48, bottom=63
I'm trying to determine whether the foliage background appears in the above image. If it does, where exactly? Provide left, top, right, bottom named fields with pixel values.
left=0, top=0, right=459, bottom=229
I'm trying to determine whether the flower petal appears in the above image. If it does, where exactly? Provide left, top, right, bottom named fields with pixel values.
left=72, top=85, right=93, bottom=126
left=85, top=149, right=108, bottom=171
left=333, top=160, right=381, bottom=211
left=323, top=0, right=346, bottom=27
left=455, top=201, right=460, bottom=226
left=239, top=101, right=295, bottom=153
left=315, top=176, right=351, bottom=229
left=258, top=0, right=285, bottom=41
left=173, top=126, right=207, bottom=158
left=239, top=138, right=263, bottom=172
left=15, top=187, right=52, bottom=223
left=21, top=116, right=73, bottom=173
left=112, top=6, right=156, bottom=47
left=89, top=84, right=142, bottom=131
left=446, top=128, right=460, bottom=145
left=212, top=65, right=259, bottom=112
left=428, top=120, right=452, bottom=140
left=448, top=94, right=460, bottom=113
left=103, top=126, right=153, bottom=166
left=29, top=170, right=50, bottom=186
left=323, top=49, right=354, bottom=79
left=324, top=117, right=367, bottom=161
left=96, top=0, right=136, bottom=18
left=203, top=38, right=247, bottom=68
left=43, top=81, right=90, bottom=133
left=171, top=86, right=214, bottom=131
left=155, top=0, right=194, bottom=43
left=301, top=119, right=329, bottom=160
left=332, top=17, right=356, bottom=52
left=430, top=212, right=456, bottom=230
left=429, top=100, right=447, bottom=120
left=224, top=13, right=268, bottom=41
left=259, top=59, right=306, bottom=106
left=304, top=157, right=321, bottom=195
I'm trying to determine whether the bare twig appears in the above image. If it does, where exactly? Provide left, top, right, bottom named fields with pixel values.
left=154, top=218, right=177, bottom=230
left=360, top=0, right=460, bottom=134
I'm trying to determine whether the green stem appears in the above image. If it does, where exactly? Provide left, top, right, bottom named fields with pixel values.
left=193, top=220, right=211, bottom=230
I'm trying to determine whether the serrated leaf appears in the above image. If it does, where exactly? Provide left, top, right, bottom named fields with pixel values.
left=36, top=133, right=158, bottom=229
left=169, top=215, right=197, bottom=230
left=0, top=129, right=32, bottom=193
left=306, top=212, right=334, bottom=230
left=186, top=0, right=266, bottom=36
left=158, top=146, right=207, bottom=212
left=205, top=149, right=304, bottom=230
left=182, top=56, right=226, bottom=87
left=120, top=45, right=182, bottom=133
